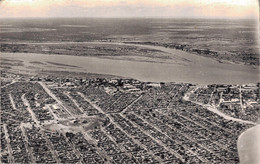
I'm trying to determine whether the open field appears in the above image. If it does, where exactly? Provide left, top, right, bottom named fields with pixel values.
left=0, top=18, right=259, bottom=66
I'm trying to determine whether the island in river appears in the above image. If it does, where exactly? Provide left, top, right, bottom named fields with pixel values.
left=0, top=41, right=259, bottom=85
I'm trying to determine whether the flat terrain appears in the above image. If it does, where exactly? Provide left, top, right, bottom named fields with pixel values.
left=0, top=41, right=259, bottom=84
left=0, top=18, right=259, bottom=66
left=0, top=18, right=259, bottom=164
left=1, top=61, right=259, bottom=163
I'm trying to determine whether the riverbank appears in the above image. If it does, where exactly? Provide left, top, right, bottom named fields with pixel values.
left=0, top=41, right=259, bottom=84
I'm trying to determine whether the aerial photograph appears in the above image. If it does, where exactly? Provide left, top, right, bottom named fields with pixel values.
left=0, top=0, right=259, bottom=163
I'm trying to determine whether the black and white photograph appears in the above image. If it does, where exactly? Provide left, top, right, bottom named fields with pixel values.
left=0, top=0, right=259, bottom=163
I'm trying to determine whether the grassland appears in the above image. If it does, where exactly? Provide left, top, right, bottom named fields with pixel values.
left=0, top=18, right=259, bottom=66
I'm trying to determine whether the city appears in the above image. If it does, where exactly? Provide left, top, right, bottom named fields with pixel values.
left=1, top=70, right=259, bottom=163
left=0, top=2, right=259, bottom=163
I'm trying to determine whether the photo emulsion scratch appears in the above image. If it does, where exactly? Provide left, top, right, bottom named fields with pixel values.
left=0, top=0, right=259, bottom=163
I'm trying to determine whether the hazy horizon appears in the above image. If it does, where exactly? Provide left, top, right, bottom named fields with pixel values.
left=0, top=0, right=258, bottom=19
left=0, top=17, right=258, bottom=20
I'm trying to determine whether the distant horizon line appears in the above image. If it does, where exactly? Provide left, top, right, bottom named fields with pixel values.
left=0, top=16, right=257, bottom=20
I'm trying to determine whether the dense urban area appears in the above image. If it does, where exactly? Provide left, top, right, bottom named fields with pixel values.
left=1, top=68, right=259, bottom=163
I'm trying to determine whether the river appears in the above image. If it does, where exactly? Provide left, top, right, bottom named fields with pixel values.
left=0, top=42, right=259, bottom=84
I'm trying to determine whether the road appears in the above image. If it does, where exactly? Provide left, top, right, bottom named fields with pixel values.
left=21, top=94, right=61, bottom=163
left=120, top=112, right=186, bottom=162
left=38, top=82, right=73, bottom=117
left=77, top=91, right=164, bottom=163
left=121, top=94, right=143, bottom=113
left=65, top=92, right=84, bottom=114
left=1, top=80, right=17, bottom=89
left=183, top=90, right=256, bottom=125
left=3, top=124, right=14, bottom=163
left=20, top=124, right=36, bottom=163
left=21, top=94, right=40, bottom=126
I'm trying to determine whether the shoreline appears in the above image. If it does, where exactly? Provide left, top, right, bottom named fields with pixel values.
left=1, top=48, right=259, bottom=85
left=123, top=41, right=259, bottom=67
left=0, top=41, right=259, bottom=69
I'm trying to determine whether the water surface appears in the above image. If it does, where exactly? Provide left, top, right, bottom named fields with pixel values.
left=1, top=46, right=258, bottom=84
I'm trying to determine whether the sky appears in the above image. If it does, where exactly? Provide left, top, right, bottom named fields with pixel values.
left=0, top=0, right=258, bottom=19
